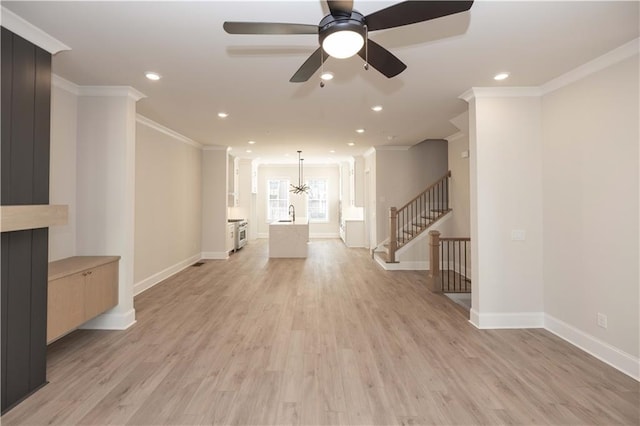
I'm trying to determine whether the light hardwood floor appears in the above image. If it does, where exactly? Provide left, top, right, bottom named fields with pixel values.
left=3, top=239, right=638, bottom=425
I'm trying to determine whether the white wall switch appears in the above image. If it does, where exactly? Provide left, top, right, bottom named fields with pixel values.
left=597, top=313, right=608, bottom=329
left=461, top=150, right=469, bottom=158
left=510, top=229, right=526, bottom=241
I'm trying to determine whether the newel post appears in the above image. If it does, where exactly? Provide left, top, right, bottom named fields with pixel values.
left=389, top=207, right=397, bottom=263
left=428, top=230, right=441, bottom=293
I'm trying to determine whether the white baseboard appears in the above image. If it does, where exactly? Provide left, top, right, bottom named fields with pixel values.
left=469, top=309, right=544, bottom=329
left=80, top=308, right=136, bottom=330
left=201, top=251, right=230, bottom=260
left=373, top=254, right=429, bottom=271
left=134, top=253, right=201, bottom=296
left=545, top=314, right=639, bottom=381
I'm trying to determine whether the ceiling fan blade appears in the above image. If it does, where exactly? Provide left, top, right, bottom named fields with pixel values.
left=365, top=0, right=474, bottom=32
left=358, top=39, right=407, bottom=78
left=290, top=48, right=327, bottom=82
left=223, top=22, right=318, bottom=35
left=327, top=0, right=353, bottom=17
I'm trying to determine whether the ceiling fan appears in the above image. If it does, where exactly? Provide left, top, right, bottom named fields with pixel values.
left=223, top=0, right=474, bottom=83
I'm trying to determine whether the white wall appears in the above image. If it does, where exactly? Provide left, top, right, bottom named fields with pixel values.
left=363, top=149, right=376, bottom=249
left=462, top=43, right=639, bottom=378
left=256, top=164, right=340, bottom=238
left=76, top=89, right=142, bottom=330
left=465, top=91, right=544, bottom=327
left=133, top=117, right=202, bottom=294
left=201, top=148, right=229, bottom=258
left=542, top=55, right=639, bottom=359
left=445, top=112, right=471, bottom=238
left=374, top=141, right=449, bottom=259
left=49, top=80, right=77, bottom=261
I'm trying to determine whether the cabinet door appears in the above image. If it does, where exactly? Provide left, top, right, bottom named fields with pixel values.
left=47, top=273, right=85, bottom=343
left=226, top=225, right=235, bottom=252
left=84, top=262, right=118, bottom=319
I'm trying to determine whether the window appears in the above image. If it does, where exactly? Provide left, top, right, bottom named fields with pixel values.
left=307, top=178, right=329, bottom=222
left=267, top=178, right=289, bottom=221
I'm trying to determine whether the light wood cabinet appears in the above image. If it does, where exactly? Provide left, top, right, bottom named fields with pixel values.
left=47, top=256, right=120, bottom=343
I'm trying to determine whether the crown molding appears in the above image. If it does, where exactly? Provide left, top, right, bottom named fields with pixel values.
left=77, top=85, right=146, bottom=101
left=136, top=115, right=202, bottom=149
left=362, top=147, right=376, bottom=157
left=446, top=132, right=465, bottom=143
left=202, top=145, right=228, bottom=151
left=1, top=7, right=71, bottom=54
left=375, top=145, right=411, bottom=151
left=541, top=38, right=639, bottom=95
left=52, top=74, right=80, bottom=95
left=460, top=87, right=542, bottom=102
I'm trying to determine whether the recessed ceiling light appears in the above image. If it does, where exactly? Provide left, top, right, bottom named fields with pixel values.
left=248, top=140, right=256, bottom=145
left=356, top=128, right=365, bottom=134
left=494, top=72, right=510, bottom=81
left=320, top=72, right=334, bottom=81
left=217, top=112, right=229, bottom=118
left=347, top=142, right=355, bottom=146
left=371, top=105, right=383, bottom=112
left=329, top=150, right=336, bottom=153
left=246, top=149, right=252, bottom=153
left=145, top=72, right=161, bottom=81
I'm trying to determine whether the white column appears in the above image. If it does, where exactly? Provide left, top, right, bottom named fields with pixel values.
left=75, top=86, right=145, bottom=330
left=461, top=88, right=544, bottom=329
left=201, top=147, right=230, bottom=259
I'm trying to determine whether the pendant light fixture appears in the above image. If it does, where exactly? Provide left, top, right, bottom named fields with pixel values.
left=290, top=150, right=309, bottom=194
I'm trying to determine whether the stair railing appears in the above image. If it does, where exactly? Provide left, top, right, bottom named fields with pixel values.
left=428, top=230, right=471, bottom=293
left=388, top=171, right=451, bottom=262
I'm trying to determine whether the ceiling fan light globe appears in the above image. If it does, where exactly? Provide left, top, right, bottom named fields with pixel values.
left=322, top=30, right=364, bottom=59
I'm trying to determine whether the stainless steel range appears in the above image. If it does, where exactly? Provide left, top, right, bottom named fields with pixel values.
left=228, top=219, right=248, bottom=251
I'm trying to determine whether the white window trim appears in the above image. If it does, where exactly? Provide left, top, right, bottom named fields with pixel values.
left=306, top=177, right=330, bottom=224
left=266, top=177, right=290, bottom=223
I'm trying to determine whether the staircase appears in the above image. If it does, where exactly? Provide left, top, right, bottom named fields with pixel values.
left=377, top=171, right=452, bottom=264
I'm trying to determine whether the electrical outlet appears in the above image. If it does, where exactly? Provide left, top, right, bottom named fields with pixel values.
left=597, top=313, right=608, bottom=329
left=510, top=229, right=526, bottom=241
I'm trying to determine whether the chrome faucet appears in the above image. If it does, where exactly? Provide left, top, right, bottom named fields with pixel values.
left=288, top=204, right=295, bottom=222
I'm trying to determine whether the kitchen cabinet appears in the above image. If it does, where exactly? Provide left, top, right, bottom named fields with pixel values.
left=340, top=219, right=365, bottom=248
left=47, top=256, right=119, bottom=343
left=228, top=156, right=239, bottom=207
left=353, top=156, right=364, bottom=207
left=340, top=156, right=364, bottom=207
left=226, top=223, right=235, bottom=253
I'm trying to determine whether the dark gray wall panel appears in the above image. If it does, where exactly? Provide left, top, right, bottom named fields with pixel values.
left=8, top=35, right=36, bottom=205
left=29, top=228, right=49, bottom=389
left=1, top=27, right=13, bottom=205
left=1, top=27, right=51, bottom=413
left=33, top=49, right=51, bottom=204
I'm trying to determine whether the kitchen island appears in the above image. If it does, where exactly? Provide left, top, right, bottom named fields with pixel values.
left=269, top=217, right=309, bottom=258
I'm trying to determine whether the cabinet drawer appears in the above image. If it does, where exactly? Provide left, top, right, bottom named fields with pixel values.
left=47, top=272, right=85, bottom=343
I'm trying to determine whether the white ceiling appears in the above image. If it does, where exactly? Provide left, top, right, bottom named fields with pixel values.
left=3, top=1, right=639, bottom=163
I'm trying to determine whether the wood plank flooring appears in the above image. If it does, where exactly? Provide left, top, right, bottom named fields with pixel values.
left=2, top=239, right=638, bottom=425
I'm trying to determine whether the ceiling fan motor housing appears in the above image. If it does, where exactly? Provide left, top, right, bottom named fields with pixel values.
left=318, top=10, right=366, bottom=49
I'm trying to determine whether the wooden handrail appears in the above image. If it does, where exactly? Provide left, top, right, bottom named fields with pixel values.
left=397, top=170, right=451, bottom=212
left=439, top=237, right=471, bottom=242
left=385, top=170, right=452, bottom=264
left=389, top=207, right=398, bottom=263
